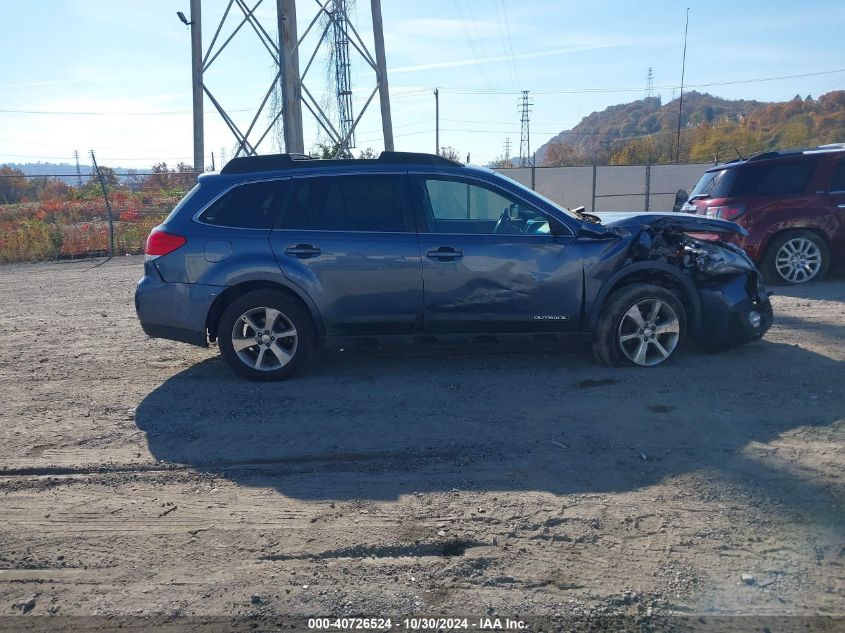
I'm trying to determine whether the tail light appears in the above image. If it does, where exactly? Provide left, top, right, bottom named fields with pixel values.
left=145, top=228, right=186, bottom=259
left=704, top=205, right=746, bottom=221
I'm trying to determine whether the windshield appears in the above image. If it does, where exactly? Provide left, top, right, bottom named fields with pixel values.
left=690, top=168, right=737, bottom=199
left=492, top=171, right=578, bottom=219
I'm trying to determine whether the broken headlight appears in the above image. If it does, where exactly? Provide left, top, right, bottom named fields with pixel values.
left=687, top=240, right=755, bottom=276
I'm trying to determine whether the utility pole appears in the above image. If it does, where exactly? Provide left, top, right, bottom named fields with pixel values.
left=434, top=88, right=440, bottom=155
left=73, top=150, right=83, bottom=187
left=90, top=151, right=114, bottom=257
left=278, top=0, right=304, bottom=153
left=676, top=7, right=690, bottom=163
left=371, top=0, right=394, bottom=151
left=189, top=0, right=204, bottom=171
left=518, top=90, right=532, bottom=167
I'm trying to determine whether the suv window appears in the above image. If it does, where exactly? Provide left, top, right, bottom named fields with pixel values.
left=198, top=180, right=285, bottom=229
left=831, top=159, right=845, bottom=192
left=731, top=160, right=816, bottom=197
left=690, top=168, right=737, bottom=199
left=417, top=177, right=549, bottom=235
left=280, top=175, right=407, bottom=232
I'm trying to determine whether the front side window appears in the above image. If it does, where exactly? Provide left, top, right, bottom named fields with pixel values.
left=418, top=177, right=549, bottom=235
left=280, top=175, right=407, bottom=232
left=830, top=159, right=845, bottom=192
left=198, top=180, right=285, bottom=229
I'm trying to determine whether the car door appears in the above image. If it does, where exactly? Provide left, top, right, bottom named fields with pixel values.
left=828, top=157, right=845, bottom=260
left=269, top=172, right=424, bottom=336
left=410, top=173, right=582, bottom=333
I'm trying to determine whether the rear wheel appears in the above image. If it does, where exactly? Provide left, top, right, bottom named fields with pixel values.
left=763, top=231, right=829, bottom=285
left=218, top=290, right=315, bottom=381
left=592, top=284, right=686, bottom=367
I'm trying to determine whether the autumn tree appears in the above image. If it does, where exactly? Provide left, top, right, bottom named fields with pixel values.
left=0, top=166, right=29, bottom=203
left=543, top=141, right=578, bottom=167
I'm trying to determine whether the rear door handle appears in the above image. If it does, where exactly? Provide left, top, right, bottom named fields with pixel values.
left=285, top=244, right=321, bottom=258
left=426, top=247, right=463, bottom=261
left=837, top=203, right=845, bottom=208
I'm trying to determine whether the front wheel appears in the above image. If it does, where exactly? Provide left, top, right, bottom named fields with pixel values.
left=218, top=290, right=315, bottom=381
left=763, top=231, right=829, bottom=285
left=592, top=284, right=686, bottom=367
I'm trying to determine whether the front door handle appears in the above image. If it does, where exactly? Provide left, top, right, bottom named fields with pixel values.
left=426, top=247, right=463, bottom=261
left=837, top=203, right=845, bottom=209
left=285, top=244, right=321, bottom=259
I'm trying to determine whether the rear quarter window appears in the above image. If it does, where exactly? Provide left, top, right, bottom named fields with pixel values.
left=198, top=180, right=286, bottom=229
left=690, top=169, right=737, bottom=199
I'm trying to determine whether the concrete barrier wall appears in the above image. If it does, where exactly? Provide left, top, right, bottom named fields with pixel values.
left=493, top=163, right=712, bottom=212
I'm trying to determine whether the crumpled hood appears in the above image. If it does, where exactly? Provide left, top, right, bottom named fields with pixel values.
left=593, top=211, right=748, bottom=236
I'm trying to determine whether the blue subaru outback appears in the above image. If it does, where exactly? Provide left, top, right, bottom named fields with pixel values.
left=135, top=152, right=772, bottom=381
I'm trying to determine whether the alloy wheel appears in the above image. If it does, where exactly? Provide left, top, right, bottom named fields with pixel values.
left=230, top=306, right=298, bottom=371
left=617, top=299, right=680, bottom=366
left=775, top=237, right=822, bottom=284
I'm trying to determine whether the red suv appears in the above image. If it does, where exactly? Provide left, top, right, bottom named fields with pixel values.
left=683, top=144, right=845, bottom=285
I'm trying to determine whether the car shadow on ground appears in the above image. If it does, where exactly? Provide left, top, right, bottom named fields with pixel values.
left=135, top=339, right=844, bottom=505
left=769, top=271, right=845, bottom=301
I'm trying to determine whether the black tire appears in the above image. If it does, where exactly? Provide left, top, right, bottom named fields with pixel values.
left=762, top=230, right=829, bottom=286
left=218, top=290, right=315, bottom=381
left=592, top=283, right=687, bottom=368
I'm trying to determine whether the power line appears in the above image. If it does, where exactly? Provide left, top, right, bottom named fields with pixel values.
left=434, top=67, right=845, bottom=95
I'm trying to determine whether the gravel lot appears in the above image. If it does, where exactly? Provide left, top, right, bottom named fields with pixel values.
left=0, top=256, right=843, bottom=628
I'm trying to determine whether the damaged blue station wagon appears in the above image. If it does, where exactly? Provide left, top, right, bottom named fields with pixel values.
left=135, top=152, right=773, bottom=381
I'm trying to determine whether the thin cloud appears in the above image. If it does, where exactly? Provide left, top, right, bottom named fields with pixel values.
left=390, top=43, right=631, bottom=75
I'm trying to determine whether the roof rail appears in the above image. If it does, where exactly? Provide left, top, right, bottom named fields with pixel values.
left=219, top=151, right=463, bottom=175
left=377, top=151, right=463, bottom=166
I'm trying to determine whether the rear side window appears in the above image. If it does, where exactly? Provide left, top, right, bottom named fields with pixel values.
left=731, top=160, right=816, bottom=197
left=280, top=175, right=407, bottom=232
left=831, top=160, right=845, bottom=192
left=198, top=180, right=285, bottom=229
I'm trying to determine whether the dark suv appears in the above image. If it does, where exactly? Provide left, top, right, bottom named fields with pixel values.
left=135, top=152, right=772, bottom=381
left=683, top=144, right=845, bottom=285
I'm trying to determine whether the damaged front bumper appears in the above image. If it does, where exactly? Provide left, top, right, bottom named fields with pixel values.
left=695, top=272, right=773, bottom=348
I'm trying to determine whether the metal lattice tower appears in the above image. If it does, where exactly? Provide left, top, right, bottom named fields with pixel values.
left=184, top=0, right=393, bottom=166
left=645, top=67, right=654, bottom=100
left=329, top=0, right=355, bottom=152
left=73, top=150, right=83, bottom=187
left=518, top=90, right=532, bottom=167
left=503, top=137, right=511, bottom=163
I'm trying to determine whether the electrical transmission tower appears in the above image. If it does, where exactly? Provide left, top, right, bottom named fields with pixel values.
left=329, top=0, right=355, bottom=153
left=645, top=67, right=654, bottom=100
left=503, top=137, right=511, bottom=164
left=182, top=0, right=393, bottom=168
left=73, top=150, right=83, bottom=187
left=518, top=90, right=532, bottom=167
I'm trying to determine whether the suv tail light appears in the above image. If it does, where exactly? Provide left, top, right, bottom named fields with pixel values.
left=145, top=228, right=186, bottom=259
left=704, top=205, right=746, bottom=221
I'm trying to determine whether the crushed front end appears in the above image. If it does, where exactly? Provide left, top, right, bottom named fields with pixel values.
left=635, top=220, right=772, bottom=347
left=599, top=213, right=773, bottom=348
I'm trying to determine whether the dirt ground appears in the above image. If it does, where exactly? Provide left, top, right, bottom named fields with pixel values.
left=0, top=255, right=843, bottom=629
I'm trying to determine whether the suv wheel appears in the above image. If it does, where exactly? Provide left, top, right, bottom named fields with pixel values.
left=592, top=284, right=686, bottom=367
left=218, top=290, right=315, bottom=381
left=763, top=231, right=829, bottom=285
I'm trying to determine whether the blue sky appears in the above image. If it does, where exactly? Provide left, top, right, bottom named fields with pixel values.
left=1, top=0, right=844, bottom=169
